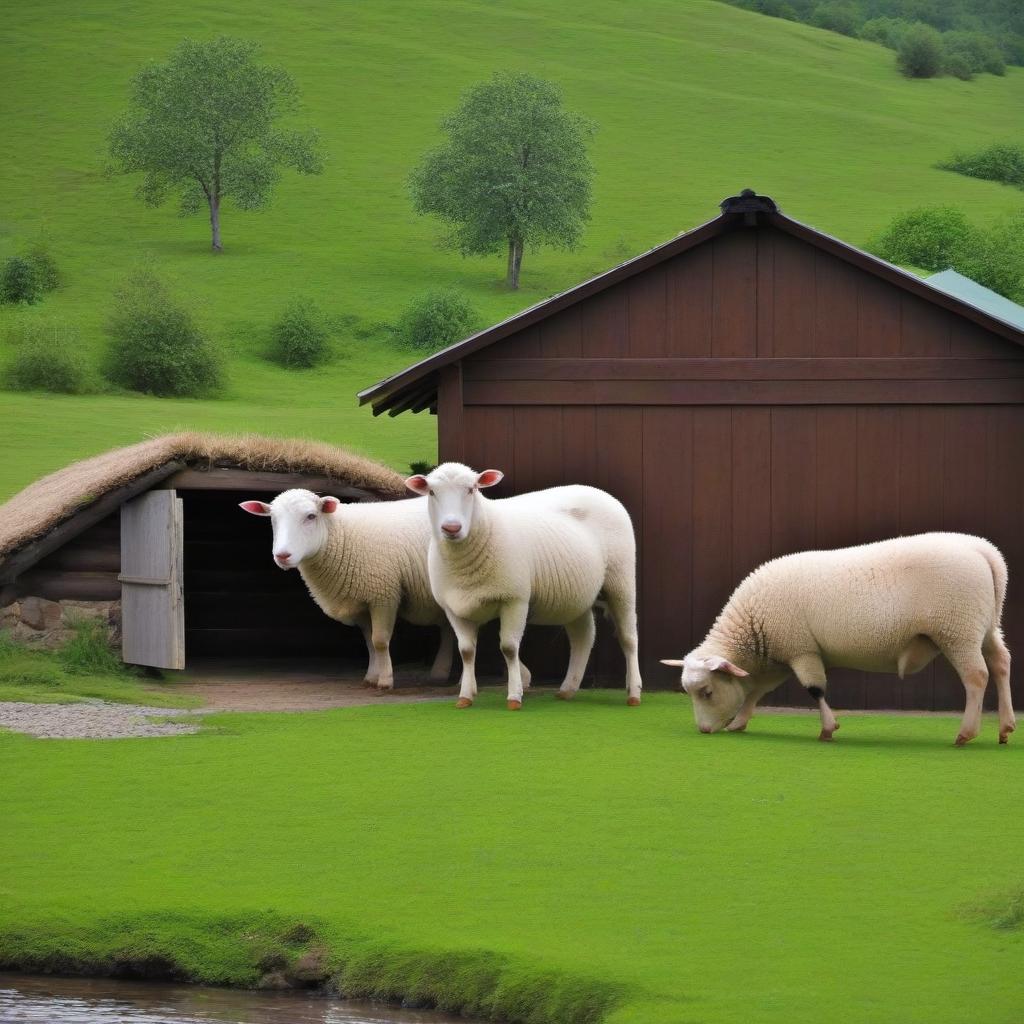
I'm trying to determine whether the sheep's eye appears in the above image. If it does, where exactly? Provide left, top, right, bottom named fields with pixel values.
left=467, top=487, right=474, bottom=495
left=306, top=512, right=316, bottom=521
left=700, top=687, right=713, bottom=700
left=428, top=488, right=434, bottom=497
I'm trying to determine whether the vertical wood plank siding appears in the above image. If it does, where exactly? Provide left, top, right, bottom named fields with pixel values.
left=449, top=225, right=1024, bottom=710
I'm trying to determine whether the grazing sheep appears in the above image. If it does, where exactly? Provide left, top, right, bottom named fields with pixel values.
left=661, top=532, right=1013, bottom=746
left=405, top=463, right=642, bottom=710
left=240, top=490, right=452, bottom=689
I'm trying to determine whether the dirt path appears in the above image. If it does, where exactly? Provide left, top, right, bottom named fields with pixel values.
left=157, top=659, right=457, bottom=712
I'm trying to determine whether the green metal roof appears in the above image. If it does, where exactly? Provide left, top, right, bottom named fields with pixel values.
left=926, top=269, right=1024, bottom=333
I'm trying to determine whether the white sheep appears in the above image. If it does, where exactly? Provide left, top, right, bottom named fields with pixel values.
left=661, top=532, right=1014, bottom=746
left=405, top=463, right=642, bottom=710
left=240, top=490, right=452, bottom=689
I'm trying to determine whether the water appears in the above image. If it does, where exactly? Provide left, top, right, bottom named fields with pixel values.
left=0, top=974, right=470, bottom=1024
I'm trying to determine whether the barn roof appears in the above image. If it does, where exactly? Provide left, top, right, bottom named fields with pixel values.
left=0, top=432, right=407, bottom=583
left=359, top=190, right=1024, bottom=417
left=925, top=269, right=1024, bottom=332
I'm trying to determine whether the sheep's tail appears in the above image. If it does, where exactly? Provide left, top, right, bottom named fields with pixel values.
left=973, top=537, right=1008, bottom=633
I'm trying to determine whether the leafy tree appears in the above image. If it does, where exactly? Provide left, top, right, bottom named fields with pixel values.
left=811, top=3, right=860, bottom=35
left=868, top=207, right=975, bottom=270
left=860, top=16, right=914, bottom=47
left=109, top=36, right=323, bottom=252
left=398, top=289, right=478, bottom=351
left=409, top=72, right=595, bottom=289
left=942, top=29, right=1006, bottom=74
left=897, top=22, right=946, bottom=77
left=270, top=297, right=331, bottom=368
left=104, top=268, right=222, bottom=396
left=0, top=257, right=41, bottom=304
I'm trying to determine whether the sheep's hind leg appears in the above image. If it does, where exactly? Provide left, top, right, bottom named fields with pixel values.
left=369, top=603, right=399, bottom=691
left=790, top=653, right=838, bottom=741
left=499, top=601, right=530, bottom=710
left=449, top=613, right=480, bottom=708
left=605, top=587, right=642, bottom=706
left=429, top=623, right=455, bottom=681
left=984, top=630, right=1015, bottom=744
left=357, top=614, right=378, bottom=687
left=556, top=610, right=596, bottom=701
left=943, top=644, right=989, bottom=746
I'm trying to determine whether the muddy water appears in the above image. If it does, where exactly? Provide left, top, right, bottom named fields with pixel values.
left=0, top=974, right=471, bottom=1023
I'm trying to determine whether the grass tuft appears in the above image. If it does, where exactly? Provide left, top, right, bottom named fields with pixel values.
left=962, top=886, right=1024, bottom=931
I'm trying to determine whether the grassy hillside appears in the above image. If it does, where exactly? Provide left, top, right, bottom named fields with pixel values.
left=2, top=0, right=1023, bottom=498
left=1, top=697, right=1022, bottom=1023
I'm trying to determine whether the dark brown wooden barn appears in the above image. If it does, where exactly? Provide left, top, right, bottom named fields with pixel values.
left=360, top=190, right=1024, bottom=710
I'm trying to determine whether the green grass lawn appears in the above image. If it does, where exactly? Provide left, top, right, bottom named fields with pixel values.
left=0, top=693, right=1021, bottom=1023
left=2, top=0, right=1024, bottom=498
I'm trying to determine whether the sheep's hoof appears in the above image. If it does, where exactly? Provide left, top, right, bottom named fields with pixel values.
left=955, top=732, right=973, bottom=747
left=455, top=698, right=473, bottom=709
left=627, top=695, right=641, bottom=707
left=362, top=678, right=378, bottom=688
left=726, top=720, right=746, bottom=732
left=999, top=723, right=1015, bottom=744
left=555, top=690, right=574, bottom=701
left=819, top=723, right=838, bottom=742
left=507, top=700, right=522, bottom=711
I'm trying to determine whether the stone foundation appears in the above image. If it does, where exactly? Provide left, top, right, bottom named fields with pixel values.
left=0, top=598, right=121, bottom=651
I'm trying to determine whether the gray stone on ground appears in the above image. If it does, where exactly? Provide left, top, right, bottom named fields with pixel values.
left=0, top=700, right=201, bottom=739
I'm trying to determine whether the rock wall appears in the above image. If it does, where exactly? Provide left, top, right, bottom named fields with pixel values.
left=0, top=598, right=121, bottom=650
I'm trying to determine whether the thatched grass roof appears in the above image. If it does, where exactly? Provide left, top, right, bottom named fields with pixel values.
left=0, top=432, right=408, bottom=562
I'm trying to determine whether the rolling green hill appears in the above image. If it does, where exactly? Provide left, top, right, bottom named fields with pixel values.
left=2, top=0, right=1023, bottom=498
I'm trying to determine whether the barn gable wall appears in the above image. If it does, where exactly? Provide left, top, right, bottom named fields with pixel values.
left=440, top=223, right=1024, bottom=709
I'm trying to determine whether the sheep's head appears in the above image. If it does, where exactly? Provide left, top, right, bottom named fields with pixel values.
left=405, top=463, right=503, bottom=543
left=660, top=654, right=749, bottom=733
left=239, top=488, right=340, bottom=569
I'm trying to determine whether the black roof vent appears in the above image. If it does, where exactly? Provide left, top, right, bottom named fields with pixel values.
left=720, top=189, right=779, bottom=216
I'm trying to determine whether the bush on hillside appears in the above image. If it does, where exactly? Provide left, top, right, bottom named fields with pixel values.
left=868, top=207, right=974, bottom=272
left=397, top=290, right=478, bottom=352
left=942, top=31, right=1005, bottom=76
left=859, top=17, right=912, bottom=49
left=5, top=319, right=88, bottom=394
left=943, top=53, right=974, bottom=80
left=270, top=298, right=331, bottom=369
left=0, top=257, right=42, bottom=305
left=811, top=3, right=859, bottom=37
left=939, top=143, right=1024, bottom=190
left=953, top=213, right=1024, bottom=302
left=22, top=240, right=61, bottom=292
left=104, top=269, right=223, bottom=397
left=896, top=23, right=946, bottom=78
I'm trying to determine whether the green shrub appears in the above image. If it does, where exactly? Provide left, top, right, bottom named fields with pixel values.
left=897, top=23, right=945, bottom=78
left=811, top=3, right=859, bottom=37
left=943, top=53, right=974, bottom=80
left=869, top=206, right=975, bottom=272
left=270, top=298, right=331, bottom=369
left=953, top=212, right=1024, bottom=302
left=104, top=269, right=223, bottom=397
left=943, top=30, right=1006, bottom=76
left=22, top=240, right=61, bottom=292
left=397, top=289, right=478, bottom=352
left=939, top=143, right=1024, bottom=190
left=0, top=256, right=42, bottom=305
left=58, top=618, right=124, bottom=677
left=5, top=319, right=88, bottom=394
left=859, top=17, right=912, bottom=49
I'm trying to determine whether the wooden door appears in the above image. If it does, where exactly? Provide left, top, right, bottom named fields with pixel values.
left=119, top=490, right=185, bottom=669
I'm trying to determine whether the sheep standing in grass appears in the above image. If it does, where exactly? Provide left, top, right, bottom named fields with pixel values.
left=405, top=463, right=642, bottom=710
left=662, top=532, right=1013, bottom=746
left=240, top=490, right=452, bottom=688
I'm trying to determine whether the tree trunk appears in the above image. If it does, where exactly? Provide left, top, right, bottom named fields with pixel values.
left=209, top=194, right=222, bottom=252
left=506, top=236, right=523, bottom=289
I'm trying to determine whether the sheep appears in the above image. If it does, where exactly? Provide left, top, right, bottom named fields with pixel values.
left=405, top=463, right=642, bottom=710
left=240, top=489, right=453, bottom=689
left=661, top=532, right=1014, bottom=746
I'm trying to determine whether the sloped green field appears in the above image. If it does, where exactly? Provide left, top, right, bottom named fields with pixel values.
left=1, top=0, right=1023, bottom=497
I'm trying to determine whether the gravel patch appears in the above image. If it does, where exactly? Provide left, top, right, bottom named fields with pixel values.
left=0, top=700, right=203, bottom=739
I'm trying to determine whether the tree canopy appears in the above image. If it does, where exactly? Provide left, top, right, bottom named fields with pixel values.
left=409, top=72, right=595, bottom=289
left=109, top=36, right=323, bottom=251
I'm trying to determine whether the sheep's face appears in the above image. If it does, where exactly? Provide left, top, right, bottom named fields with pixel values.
left=405, top=463, right=503, bottom=543
left=239, top=488, right=339, bottom=569
left=660, top=654, right=749, bottom=733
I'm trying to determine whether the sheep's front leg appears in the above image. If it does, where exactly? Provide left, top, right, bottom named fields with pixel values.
left=357, top=613, right=378, bottom=686
left=429, top=623, right=455, bottom=681
left=499, top=601, right=530, bottom=710
left=448, top=613, right=480, bottom=708
left=790, top=653, right=839, bottom=741
left=556, top=611, right=595, bottom=700
left=726, top=674, right=787, bottom=732
left=369, top=603, right=399, bottom=691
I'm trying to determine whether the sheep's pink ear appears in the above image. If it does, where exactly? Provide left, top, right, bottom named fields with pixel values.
left=319, top=496, right=340, bottom=514
left=405, top=475, right=430, bottom=495
left=707, top=656, right=748, bottom=678
left=660, top=659, right=685, bottom=668
left=476, top=469, right=504, bottom=488
left=239, top=500, right=272, bottom=516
